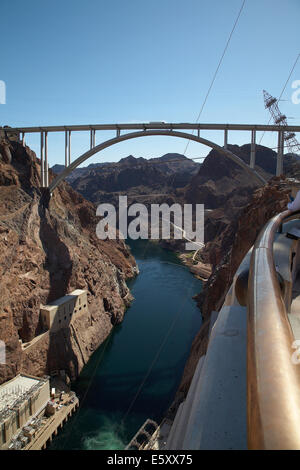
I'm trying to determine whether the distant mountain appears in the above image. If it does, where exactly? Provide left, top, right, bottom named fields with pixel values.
left=51, top=161, right=110, bottom=182
left=51, top=153, right=200, bottom=203
left=52, top=145, right=300, bottom=252
left=184, top=143, right=300, bottom=208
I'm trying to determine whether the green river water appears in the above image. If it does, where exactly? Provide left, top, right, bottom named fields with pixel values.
left=49, top=240, right=202, bottom=450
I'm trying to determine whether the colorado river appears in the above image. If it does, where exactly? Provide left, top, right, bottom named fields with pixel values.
left=49, top=240, right=202, bottom=450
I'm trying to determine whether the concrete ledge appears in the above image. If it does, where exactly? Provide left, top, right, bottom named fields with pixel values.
left=180, top=304, right=247, bottom=450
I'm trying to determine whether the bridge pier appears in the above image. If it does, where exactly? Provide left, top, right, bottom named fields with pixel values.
left=65, top=130, right=68, bottom=167
left=68, top=131, right=71, bottom=166
left=45, top=131, right=48, bottom=187
left=40, top=131, right=44, bottom=187
left=90, top=129, right=95, bottom=149
left=250, top=129, right=256, bottom=169
left=224, top=129, right=228, bottom=149
left=276, top=130, right=284, bottom=176
left=64, top=130, right=71, bottom=167
left=40, top=131, right=49, bottom=187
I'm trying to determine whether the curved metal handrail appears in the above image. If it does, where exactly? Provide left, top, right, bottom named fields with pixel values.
left=247, top=209, right=300, bottom=449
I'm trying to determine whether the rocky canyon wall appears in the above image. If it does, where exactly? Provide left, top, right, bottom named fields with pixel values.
left=0, top=138, right=137, bottom=385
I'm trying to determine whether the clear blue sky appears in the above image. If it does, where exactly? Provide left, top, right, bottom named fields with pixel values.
left=1, top=0, right=299, bottom=166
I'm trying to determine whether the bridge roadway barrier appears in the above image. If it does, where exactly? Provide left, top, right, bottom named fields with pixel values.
left=129, top=213, right=300, bottom=450
left=123, top=210, right=300, bottom=449
left=165, top=215, right=300, bottom=450
left=164, top=248, right=253, bottom=450
left=165, top=355, right=206, bottom=450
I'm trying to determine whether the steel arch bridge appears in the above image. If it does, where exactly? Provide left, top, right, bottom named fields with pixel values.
left=48, top=129, right=266, bottom=192
left=2, top=121, right=299, bottom=191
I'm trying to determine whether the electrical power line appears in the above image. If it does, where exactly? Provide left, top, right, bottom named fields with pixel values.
left=183, top=0, right=246, bottom=156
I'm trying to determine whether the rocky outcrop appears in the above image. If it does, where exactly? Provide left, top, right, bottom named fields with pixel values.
left=177, top=177, right=290, bottom=395
left=53, top=153, right=199, bottom=206
left=183, top=144, right=300, bottom=246
left=0, top=139, right=137, bottom=385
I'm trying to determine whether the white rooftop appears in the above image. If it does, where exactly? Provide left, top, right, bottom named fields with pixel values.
left=41, top=289, right=86, bottom=308
left=0, top=375, right=40, bottom=414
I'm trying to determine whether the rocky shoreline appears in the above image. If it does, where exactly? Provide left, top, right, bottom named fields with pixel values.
left=178, top=253, right=212, bottom=282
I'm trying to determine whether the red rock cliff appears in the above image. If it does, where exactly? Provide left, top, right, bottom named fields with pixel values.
left=0, top=139, right=137, bottom=385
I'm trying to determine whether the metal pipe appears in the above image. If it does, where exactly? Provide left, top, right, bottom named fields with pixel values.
left=250, top=129, right=256, bottom=169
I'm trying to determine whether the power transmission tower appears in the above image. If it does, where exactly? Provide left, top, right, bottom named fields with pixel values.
left=263, top=89, right=300, bottom=154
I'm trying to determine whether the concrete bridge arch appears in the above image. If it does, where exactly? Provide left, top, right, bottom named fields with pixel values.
left=48, top=129, right=266, bottom=193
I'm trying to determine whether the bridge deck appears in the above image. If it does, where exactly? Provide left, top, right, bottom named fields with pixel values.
left=1, top=122, right=300, bottom=133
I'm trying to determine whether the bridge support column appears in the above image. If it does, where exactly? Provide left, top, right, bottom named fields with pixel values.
left=22, top=132, right=25, bottom=147
left=276, top=130, right=284, bottom=176
left=197, top=128, right=200, bottom=138
left=224, top=129, right=228, bottom=149
left=68, top=131, right=71, bottom=166
left=250, top=129, right=256, bottom=169
left=44, top=131, right=48, bottom=187
left=90, top=129, right=96, bottom=149
left=116, top=128, right=120, bottom=138
left=65, top=130, right=68, bottom=167
left=40, top=131, right=45, bottom=187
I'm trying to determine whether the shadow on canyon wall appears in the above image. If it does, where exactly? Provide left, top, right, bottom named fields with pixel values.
left=38, top=191, right=79, bottom=379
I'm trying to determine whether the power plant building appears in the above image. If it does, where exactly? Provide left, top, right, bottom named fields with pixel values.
left=0, top=374, right=50, bottom=449
left=40, top=289, right=88, bottom=332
